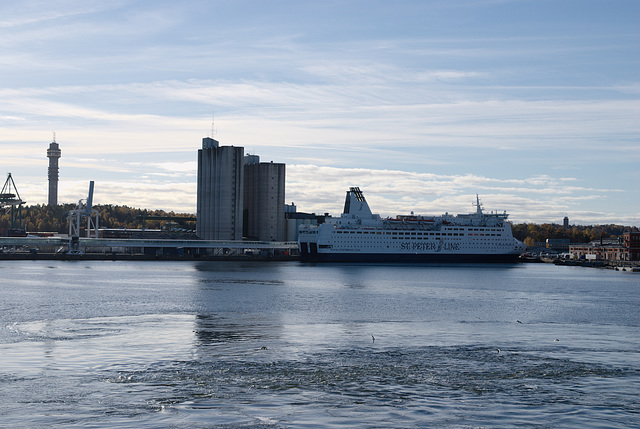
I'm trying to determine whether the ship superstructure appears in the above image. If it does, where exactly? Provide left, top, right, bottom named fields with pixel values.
left=298, top=187, right=526, bottom=262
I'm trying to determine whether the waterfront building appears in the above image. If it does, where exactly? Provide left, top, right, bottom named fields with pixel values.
left=243, top=155, right=286, bottom=241
left=47, top=139, right=61, bottom=205
left=569, top=231, right=640, bottom=261
left=196, top=137, right=244, bottom=240
left=623, top=231, right=640, bottom=261
left=284, top=203, right=325, bottom=242
left=546, top=238, right=571, bottom=251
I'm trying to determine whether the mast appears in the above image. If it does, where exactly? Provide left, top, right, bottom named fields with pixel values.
left=475, top=194, right=483, bottom=215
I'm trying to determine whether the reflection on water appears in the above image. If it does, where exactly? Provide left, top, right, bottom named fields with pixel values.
left=193, top=314, right=273, bottom=347
left=0, top=261, right=638, bottom=428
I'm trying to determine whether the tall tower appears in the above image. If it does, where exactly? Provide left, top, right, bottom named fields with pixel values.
left=47, top=136, right=61, bottom=206
left=196, top=137, right=244, bottom=240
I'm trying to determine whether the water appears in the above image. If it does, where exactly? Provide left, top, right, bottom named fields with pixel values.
left=0, top=261, right=638, bottom=428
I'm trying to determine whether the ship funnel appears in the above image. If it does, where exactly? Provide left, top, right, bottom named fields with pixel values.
left=343, top=187, right=373, bottom=216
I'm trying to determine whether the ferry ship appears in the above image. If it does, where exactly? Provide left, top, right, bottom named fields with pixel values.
left=298, top=187, right=526, bottom=262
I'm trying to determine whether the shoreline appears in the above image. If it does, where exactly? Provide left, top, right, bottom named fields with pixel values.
left=0, top=252, right=637, bottom=270
left=0, top=252, right=299, bottom=262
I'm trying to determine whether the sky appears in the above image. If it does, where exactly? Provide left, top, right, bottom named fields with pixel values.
left=1, top=0, right=638, bottom=226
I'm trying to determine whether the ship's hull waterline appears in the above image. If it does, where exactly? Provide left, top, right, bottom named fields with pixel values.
left=299, top=251, right=521, bottom=263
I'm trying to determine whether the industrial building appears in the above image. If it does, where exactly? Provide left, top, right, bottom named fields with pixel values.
left=47, top=139, right=61, bottom=205
left=196, top=137, right=288, bottom=242
left=196, top=137, right=244, bottom=240
left=283, top=203, right=331, bottom=242
left=243, top=155, right=286, bottom=241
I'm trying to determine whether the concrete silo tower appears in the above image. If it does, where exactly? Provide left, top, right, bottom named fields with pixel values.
left=196, top=137, right=244, bottom=240
left=47, top=136, right=61, bottom=205
left=243, top=155, right=286, bottom=241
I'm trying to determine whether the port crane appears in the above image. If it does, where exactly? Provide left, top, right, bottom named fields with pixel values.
left=67, top=181, right=99, bottom=254
left=0, top=173, right=26, bottom=235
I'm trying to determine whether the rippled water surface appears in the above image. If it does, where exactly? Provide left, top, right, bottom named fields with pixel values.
left=0, top=261, right=638, bottom=427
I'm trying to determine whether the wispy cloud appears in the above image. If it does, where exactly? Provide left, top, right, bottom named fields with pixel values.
left=0, top=0, right=118, bottom=29
left=285, top=165, right=622, bottom=223
left=3, top=80, right=637, bottom=153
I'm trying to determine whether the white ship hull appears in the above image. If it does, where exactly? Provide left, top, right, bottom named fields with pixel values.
left=298, top=187, right=526, bottom=263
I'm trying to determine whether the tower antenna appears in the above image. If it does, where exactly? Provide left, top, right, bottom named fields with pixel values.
left=53, top=131, right=56, bottom=143
left=210, top=113, right=217, bottom=138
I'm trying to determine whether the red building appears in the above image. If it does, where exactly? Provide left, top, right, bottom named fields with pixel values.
left=570, top=231, right=640, bottom=261
left=623, top=231, right=640, bottom=261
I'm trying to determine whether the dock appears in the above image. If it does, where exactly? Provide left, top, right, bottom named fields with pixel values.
left=0, top=237, right=299, bottom=261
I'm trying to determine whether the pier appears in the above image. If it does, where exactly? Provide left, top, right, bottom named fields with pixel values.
left=0, top=237, right=299, bottom=261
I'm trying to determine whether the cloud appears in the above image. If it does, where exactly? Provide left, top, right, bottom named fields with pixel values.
left=0, top=0, right=117, bottom=29
left=3, top=79, right=637, bottom=165
left=284, top=164, right=624, bottom=224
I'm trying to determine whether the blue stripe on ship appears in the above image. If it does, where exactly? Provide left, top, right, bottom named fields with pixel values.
left=299, top=252, right=521, bottom=263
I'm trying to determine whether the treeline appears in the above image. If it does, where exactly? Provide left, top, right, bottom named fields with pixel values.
left=0, top=204, right=195, bottom=233
left=511, top=223, right=638, bottom=246
left=1, top=205, right=637, bottom=242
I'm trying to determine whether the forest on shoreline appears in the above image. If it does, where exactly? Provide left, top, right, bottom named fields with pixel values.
left=1, top=204, right=637, bottom=243
left=0, top=204, right=195, bottom=235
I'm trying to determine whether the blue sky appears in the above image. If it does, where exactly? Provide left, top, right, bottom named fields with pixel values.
left=1, top=0, right=638, bottom=225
